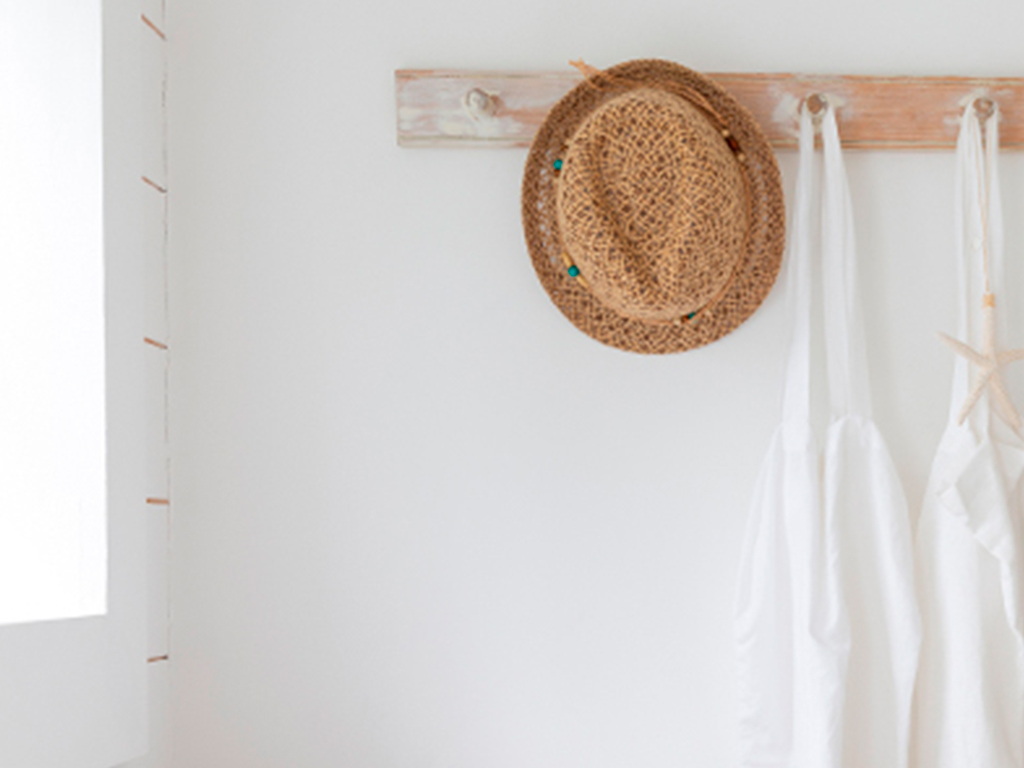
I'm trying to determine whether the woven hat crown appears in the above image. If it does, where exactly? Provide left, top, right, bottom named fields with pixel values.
left=521, top=59, right=785, bottom=354
left=557, top=88, right=748, bottom=322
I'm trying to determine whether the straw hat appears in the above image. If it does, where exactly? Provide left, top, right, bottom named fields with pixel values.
left=521, top=59, right=785, bottom=354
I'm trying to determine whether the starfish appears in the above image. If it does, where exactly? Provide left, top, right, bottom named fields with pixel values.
left=939, top=292, right=1024, bottom=432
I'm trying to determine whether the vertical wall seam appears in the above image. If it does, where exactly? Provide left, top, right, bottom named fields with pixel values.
left=139, top=15, right=173, bottom=768
left=161, top=0, right=173, bottom=681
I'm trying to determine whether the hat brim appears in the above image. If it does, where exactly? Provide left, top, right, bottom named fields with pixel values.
left=522, top=59, right=785, bottom=354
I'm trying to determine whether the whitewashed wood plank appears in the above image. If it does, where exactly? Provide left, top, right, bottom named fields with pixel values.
left=396, top=70, right=1024, bottom=150
left=397, top=70, right=579, bottom=148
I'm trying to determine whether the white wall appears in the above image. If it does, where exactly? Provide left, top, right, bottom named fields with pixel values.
left=167, top=1, right=1024, bottom=766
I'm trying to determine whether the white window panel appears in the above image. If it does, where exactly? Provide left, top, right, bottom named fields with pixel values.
left=0, top=1, right=148, bottom=765
left=0, top=1, right=107, bottom=628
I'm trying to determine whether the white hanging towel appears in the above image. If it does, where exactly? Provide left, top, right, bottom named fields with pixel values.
left=735, top=102, right=921, bottom=768
left=912, top=103, right=1024, bottom=768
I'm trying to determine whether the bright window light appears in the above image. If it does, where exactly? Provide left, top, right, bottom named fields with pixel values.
left=0, top=0, right=106, bottom=626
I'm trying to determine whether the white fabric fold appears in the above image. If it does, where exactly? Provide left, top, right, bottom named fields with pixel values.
left=737, top=102, right=921, bottom=768
left=912, top=102, right=1024, bottom=768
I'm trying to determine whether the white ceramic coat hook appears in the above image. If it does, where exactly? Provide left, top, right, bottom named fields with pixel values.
left=974, top=96, right=996, bottom=121
left=463, top=87, right=498, bottom=120
left=806, top=92, right=828, bottom=122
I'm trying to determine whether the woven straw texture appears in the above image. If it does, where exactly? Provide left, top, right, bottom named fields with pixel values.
left=522, top=59, right=785, bottom=354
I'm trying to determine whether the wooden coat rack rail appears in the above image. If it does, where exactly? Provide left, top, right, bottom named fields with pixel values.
left=395, top=70, right=1024, bottom=150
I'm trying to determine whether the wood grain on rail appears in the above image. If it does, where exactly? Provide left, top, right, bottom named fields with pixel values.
left=396, top=70, right=1024, bottom=150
